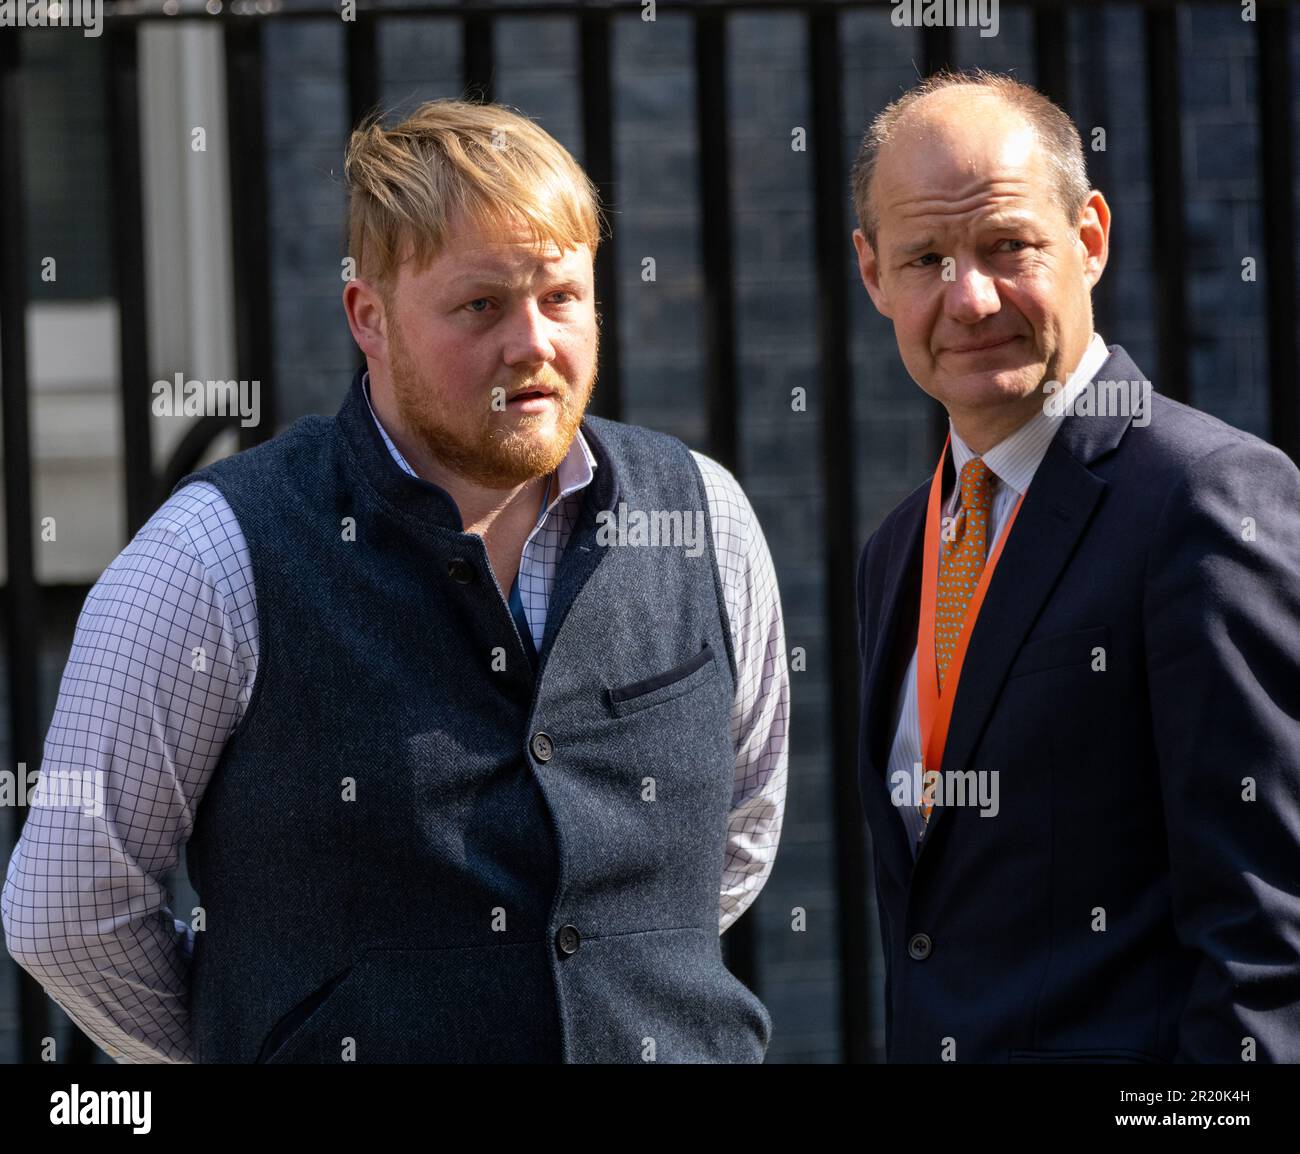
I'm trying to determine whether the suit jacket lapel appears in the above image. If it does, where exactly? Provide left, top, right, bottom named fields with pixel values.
left=914, top=345, right=1142, bottom=861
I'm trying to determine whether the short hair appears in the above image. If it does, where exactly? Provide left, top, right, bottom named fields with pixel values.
left=344, top=98, right=604, bottom=302
left=850, top=68, right=1091, bottom=255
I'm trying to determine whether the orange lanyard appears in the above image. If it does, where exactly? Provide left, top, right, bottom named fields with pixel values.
left=917, top=435, right=1026, bottom=781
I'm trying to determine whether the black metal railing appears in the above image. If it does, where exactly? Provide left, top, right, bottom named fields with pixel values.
left=2, top=0, right=1297, bottom=1066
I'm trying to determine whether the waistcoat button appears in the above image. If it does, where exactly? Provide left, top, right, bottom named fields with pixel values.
left=556, top=925, right=581, bottom=956
left=907, top=932, right=933, bottom=961
left=446, top=558, right=474, bottom=584
left=531, top=732, right=554, bottom=762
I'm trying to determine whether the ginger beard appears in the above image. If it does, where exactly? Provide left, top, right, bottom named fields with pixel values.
left=386, top=305, right=597, bottom=490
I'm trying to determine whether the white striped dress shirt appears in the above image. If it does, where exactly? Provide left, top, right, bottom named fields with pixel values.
left=1, top=374, right=789, bottom=1063
left=885, top=332, right=1111, bottom=853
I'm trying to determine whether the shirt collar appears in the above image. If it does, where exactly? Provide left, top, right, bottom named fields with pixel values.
left=949, top=330, right=1110, bottom=496
left=361, top=369, right=597, bottom=521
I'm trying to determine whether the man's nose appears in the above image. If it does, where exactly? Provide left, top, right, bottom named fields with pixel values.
left=943, top=261, right=1002, bottom=323
left=502, top=300, right=556, bottom=367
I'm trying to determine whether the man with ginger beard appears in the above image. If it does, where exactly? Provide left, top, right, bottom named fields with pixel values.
left=2, top=100, right=788, bottom=1064
left=850, top=69, right=1300, bottom=1063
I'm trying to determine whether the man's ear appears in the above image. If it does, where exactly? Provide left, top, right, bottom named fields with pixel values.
left=853, top=228, right=892, bottom=320
left=343, top=277, right=389, bottom=361
left=1077, top=190, right=1111, bottom=291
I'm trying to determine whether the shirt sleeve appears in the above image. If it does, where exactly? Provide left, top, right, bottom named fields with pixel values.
left=691, top=451, right=790, bottom=935
left=1, top=487, right=250, bottom=1063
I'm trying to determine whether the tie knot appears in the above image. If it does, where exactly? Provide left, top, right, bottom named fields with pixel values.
left=959, top=457, right=993, bottom=510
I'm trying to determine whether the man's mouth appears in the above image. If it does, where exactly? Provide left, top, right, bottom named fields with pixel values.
left=505, top=387, right=557, bottom=413
left=948, top=336, right=1018, bottom=354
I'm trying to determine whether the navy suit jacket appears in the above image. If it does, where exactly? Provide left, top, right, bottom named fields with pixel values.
left=855, top=343, right=1300, bottom=1063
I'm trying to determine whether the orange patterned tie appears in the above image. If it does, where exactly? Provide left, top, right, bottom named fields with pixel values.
left=923, top=456, right=994, bottom=821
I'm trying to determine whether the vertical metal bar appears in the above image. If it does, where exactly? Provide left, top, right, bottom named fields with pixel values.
left=810, top=6, right=868, bottom=1066
left=919, top=23, right=953, bottom=110
left=346, top=13, right=378, bottom=379
left=1256, top=5, right=1297, bottom=462
left=1033, top=1, right=1068, bottom=109
left=1036, top=0, right=1119, bottom=389
left=347, top=11, right=378, bottom=131
left=579, top=7, right=622, bottom=422
left=224, top=17, right=276, bottom=446
left=693, top=6, right=755, bottom=991
left=1080, top=3, right=1116, bottom=345
left=107, top=21, right=154, bottom=537
left=462, top=1, right=494, bottom=104
left=1145, top=5, right=1189, bottom=404
left=921, top=24, right=953, bottom=460
left=0, top=28, right=50, bottom=1064
left=694, top=7, right=738, bottom=474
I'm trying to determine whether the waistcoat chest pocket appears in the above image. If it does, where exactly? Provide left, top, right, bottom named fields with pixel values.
left=606, top=643, right=719, bottom=718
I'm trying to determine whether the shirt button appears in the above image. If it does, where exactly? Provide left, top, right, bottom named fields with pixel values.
left=556, top=925, right=581, bottom=956
left=908, top=932, right=933, bottom=961
left=446, top=558, right=474, bottom=585
left=531, top=732, right=554, bottom=762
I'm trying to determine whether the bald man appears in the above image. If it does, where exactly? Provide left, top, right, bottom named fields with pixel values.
left=851, top=70, right=1300, bottom=1064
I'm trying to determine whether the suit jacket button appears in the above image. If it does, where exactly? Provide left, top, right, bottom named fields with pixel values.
left=556, top=925, right=581, bottom=956
left=446, top=558, right=474, bottom=584
left=908, top=933, right=932, bottom=961
left=531, top=732, right=554, bottom=762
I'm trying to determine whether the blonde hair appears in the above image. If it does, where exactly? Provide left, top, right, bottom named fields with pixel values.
left=344, top=99, right=604, bottom=301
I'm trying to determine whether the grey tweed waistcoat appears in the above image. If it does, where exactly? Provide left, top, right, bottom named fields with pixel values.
left=173, top=367, right=771, bottom=1064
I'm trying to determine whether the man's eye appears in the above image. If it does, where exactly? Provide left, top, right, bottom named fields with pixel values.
left=465, top=298, right=492, bottom=313
left=912, top=253, right=941, bottom=267
left=1000, top=239, right=1030, bottom=252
